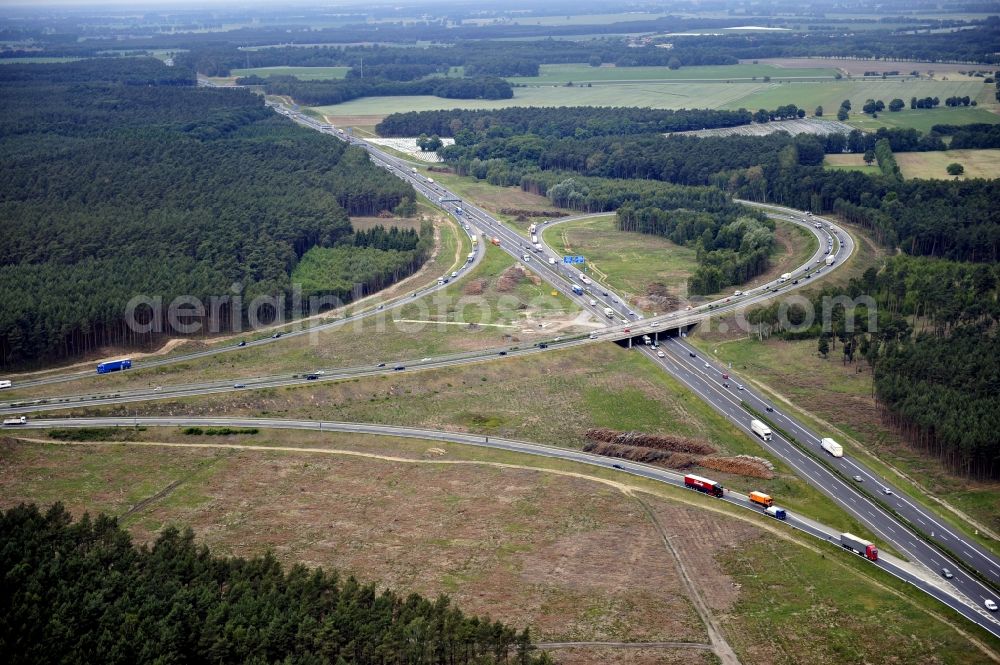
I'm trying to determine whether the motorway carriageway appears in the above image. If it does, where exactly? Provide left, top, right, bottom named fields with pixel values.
left=4, top=103, right=999, bottom=635
left=7, top=414, right=1000, bottom=641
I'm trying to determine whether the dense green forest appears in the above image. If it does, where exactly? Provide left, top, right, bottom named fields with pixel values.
left=376, top=107, right=752, bottom=139
left=0, top=503, right=549, bottom=665
left=747, top=256, right=1000, bottom=479
left=389, top=107, right=997, bottom=263
left=0, top=59, right=415, bottom=368
left=293, top=224, right=433, bottom=305
left=254, top=75, right=514, bottom=107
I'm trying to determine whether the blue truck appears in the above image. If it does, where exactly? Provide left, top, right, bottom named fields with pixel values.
left=571, top=285, right=584, bottom=296
left=97, top=359, right=132, bottom=374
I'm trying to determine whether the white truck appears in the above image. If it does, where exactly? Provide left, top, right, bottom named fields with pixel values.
left=534, top=243, right=543, bottom=252
left=531, top=234, right=538, bottom=244
left=778, top=272, right=792, bottom=283
left=467, top=252, right=475, bottom=263
left=3, top=416, right=27, bottom=426
left=750, top=419, right=772, bottom=442
left=528, top=223, right=537, bottom=234
left=0, top=380, right=11, bottom=389
left=825, top=256, right=835, bottom=266
left=821, top=437, right=844, bottom=457
left=603, top=307, right=615, bottom=318
left=411, top=167, right=417, bottom=174
left=579, top=275, right=592, bottom=286
left=426, top=177, right=434, bottom=184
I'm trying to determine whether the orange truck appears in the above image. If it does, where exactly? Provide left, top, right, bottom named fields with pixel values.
left=491, top=237, right=501, bottom=246
left=749, top=491, right=773, bottom=508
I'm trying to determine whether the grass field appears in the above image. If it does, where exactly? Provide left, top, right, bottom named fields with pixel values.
left=721, top=79, right=985, bottom=118
left=541, top=214, right=699, bottom=306
left=465, top=12, right=666, bottom=26
left=719, top=533, right=997, bottom=664
left=313, top=77, right=989, bottom=127
left=895, top=148, right=1000, bottom=180
left=508, top=63, right=837, bottom=85
left=541, top=215, right=816, bottom=310
left=824, top=153, right=881, bottom=174
left=2, top=432, right=996, bottom=662
left=847, top=106, right=1000, bottom=134
left=56, top=340, right=896, bottom=542
left=312, top=82, right=772, bottom=115
left=230, top=66, right=349, bottom=80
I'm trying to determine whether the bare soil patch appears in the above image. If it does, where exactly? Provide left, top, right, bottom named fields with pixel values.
left=0, top=437, right=711, bottom=644
left=552, top=647, right=714, bottom=665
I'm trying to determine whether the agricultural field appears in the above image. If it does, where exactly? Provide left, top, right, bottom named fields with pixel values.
left=847, top=106, right=1000, bottom=134
left=464, top=12, right=667, bottom=27
left=824, top=153, right=880, bottom=174
left=312, top=76, right=991, bottom=130
left=229, top=65, right=349, bottom=80
left=1, top=432, right=995, bottom=663
left=895, top=149, right=1000, bottom=180
left=675, top=117, right=853, bottom=138
left=721, top=79, right=985, bottom=120
left=311, top=82, right=772, bottom=116
left=745, top=57, right=994, bottom=78
left=507, top=63, right=837, bottom=85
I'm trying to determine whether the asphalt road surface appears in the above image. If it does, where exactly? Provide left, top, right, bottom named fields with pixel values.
left=7, top=414, right=999, bottom=639
left=4, top=103, right=998, bottom=636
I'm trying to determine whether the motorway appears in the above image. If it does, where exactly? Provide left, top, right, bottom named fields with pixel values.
left=8, top=414, right=999, bottom=640
left=3, top=101, right=999, bottom=636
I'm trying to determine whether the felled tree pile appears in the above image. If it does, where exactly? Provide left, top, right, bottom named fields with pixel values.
left=583, top=441, right=699, bottom=468
left=700, top=454, right=775, bottom=479
left=584, top=429, right=775, bottom=479
left=585, top=428, right=717, bottom=455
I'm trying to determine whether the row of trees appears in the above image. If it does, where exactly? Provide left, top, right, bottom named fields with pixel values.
left=0, top=59, right=415, bottom=368
left=751, top=104, right=806, bottom=123
left=931, top=123, right=1000, bottom=149
left=376, top=107, right=753, bottom=140
left=256, top=75, right=513, bottom=107
left=1, top=503, right=549, bottom=665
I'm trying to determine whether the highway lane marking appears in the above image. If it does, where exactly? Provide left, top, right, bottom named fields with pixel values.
left=669, top=339, right=1000, bottom=575
left=658, top=343, right=938, bottom=565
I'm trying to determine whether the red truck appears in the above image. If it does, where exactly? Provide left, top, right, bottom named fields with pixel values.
left=840, top=533, right=879, bottom=561
left=684, top=474, right=724, bottom=498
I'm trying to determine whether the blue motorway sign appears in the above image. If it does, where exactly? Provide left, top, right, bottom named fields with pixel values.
left=562, top=255, right=586, bottom=264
